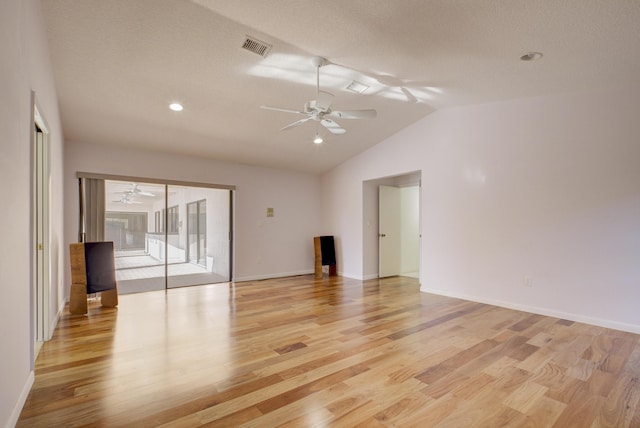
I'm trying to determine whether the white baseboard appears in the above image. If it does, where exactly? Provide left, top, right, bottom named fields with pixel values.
left=7, top=370, right=34, bottom=428
left=362, top=273, right=421, bottom=281
left=402, top=271, right=420, bottom=279
left=337, top=271, right=363, bottom=280
left=420, top=286, right=640, bottom=334
left=235, top=270, right=369, bottom=282
left=234, top=270, right=314, bottom=282
left=46, top=300, right=66, bottom=341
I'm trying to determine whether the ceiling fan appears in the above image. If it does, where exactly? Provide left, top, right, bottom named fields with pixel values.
left=122, top=183, right=155, bottom=197
left=260, top=57, right=377, bottom=140
left=112, top=193, right=141, bottom=204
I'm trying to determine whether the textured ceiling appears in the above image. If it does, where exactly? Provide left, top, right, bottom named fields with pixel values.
left=41, top=0, right=640, bottom=174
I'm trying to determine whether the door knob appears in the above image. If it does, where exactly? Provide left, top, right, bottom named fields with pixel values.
left=379, top=233, right=386, bottom=237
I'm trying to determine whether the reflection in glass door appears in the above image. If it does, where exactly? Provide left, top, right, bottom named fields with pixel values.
left=187, top=199, right=207, bottom=266
left=198, top=200, right=206, bottom=266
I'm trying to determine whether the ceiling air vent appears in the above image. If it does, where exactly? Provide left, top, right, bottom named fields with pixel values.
left=241, top=36, right=271, bottom=57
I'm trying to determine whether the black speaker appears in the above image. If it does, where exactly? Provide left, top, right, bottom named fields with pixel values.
left=84, top=241, right=117, bottom=294
left=320, top=236, right=336, bottom=265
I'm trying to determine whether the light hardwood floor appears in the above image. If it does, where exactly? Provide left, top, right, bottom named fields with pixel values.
left=18, top=275, right=640, bottom=427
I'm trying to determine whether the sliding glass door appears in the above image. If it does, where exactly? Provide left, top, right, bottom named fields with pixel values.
left=166, top=185, right=231, bottom=289
left=104, top=179, right=231, bottom=294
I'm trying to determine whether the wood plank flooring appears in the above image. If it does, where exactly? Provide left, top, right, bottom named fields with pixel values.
left=18, top=275, right=640, bottom=427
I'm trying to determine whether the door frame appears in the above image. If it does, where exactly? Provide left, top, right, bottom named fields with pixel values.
left=362, top=171, right=421, bottom=281
left=31, top=99, right=51, bottom=359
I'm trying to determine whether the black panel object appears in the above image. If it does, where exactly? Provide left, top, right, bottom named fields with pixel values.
left=84, top=241, right=117, bottom=293
left=320, top=236, right=336, bottom=265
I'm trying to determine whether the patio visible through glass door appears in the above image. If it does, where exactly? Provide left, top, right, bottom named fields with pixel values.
left=105, top=180, right=232, bottom=293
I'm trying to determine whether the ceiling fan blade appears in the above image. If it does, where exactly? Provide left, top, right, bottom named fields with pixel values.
left=114, top=198, right=141, bottom=204
left=315, top=91, right=334, bottom=112
left=280, top=117, right=312, bottom=131
left=401, top=87, right=418, bottom=103
left=325, top=126, right=347, bottom=135
left=323, top=59, right=432, bottom=103
left=321, top=119, right=346, bottom=134
left=330, top=109, right=377, bottom=119
left=137, top=191, right=155, bottom=197
left=260, top=105, right=305, bottom=115
left=374, top=74, right=404, bottom=87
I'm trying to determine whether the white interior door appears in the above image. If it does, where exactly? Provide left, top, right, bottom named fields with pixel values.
left=379, top=185, right=401, bottom=277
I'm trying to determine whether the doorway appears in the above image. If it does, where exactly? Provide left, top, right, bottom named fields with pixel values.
left=363, top=172, right=421, bottom=280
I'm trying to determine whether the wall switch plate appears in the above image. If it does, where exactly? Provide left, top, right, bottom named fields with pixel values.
left=266, top=207, right=274, bottom=217
left=524, top=276, right=533, bottom=287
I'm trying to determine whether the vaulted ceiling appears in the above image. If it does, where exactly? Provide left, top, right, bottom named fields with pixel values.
left=41, top=0, right=640, bottom=174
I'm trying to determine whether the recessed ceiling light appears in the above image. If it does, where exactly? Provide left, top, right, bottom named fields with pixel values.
left=169, top=103, right=184, bottom=112
left=520, top=52, right=543, bottom=62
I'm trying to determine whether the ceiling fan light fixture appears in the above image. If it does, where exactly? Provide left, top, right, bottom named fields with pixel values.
left=313, top=134, right=324, bottom=144
left=169, top=102, right=184, bottom=112
left=345, top=80, right=369, bottom=94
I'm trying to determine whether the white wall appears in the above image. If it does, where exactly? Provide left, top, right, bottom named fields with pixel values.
left=322, top=87, right=640, bottom=333
left=0, top=1, right=65, bottom=426
left=64, top=141, right=322, bottom=287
